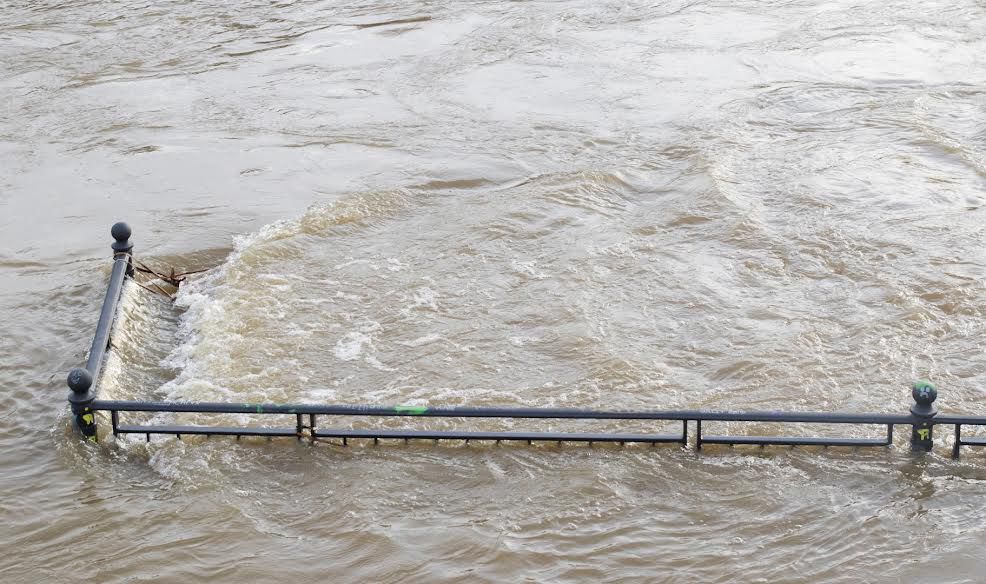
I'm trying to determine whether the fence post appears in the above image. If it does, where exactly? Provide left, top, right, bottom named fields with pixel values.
left=910, top=381, right=937, bottom=452
left=111, top=222, right=134, bottom=275
left=67, top=368, right=97, bottom=442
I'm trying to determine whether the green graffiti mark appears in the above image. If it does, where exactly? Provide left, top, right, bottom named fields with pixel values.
left=394, top=406, right=428, bottom=415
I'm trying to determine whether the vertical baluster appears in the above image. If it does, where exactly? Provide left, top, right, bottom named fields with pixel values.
left=953, top=425, right=962, bottom=459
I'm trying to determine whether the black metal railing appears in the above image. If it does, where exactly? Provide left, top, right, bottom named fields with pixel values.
left=66, top=224, right=986, bottom=458
left=66, top=222, right=133, bottom=442
left=91, top=400, right=903, bottom=448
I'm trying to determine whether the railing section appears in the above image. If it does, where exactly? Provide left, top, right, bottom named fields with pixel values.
left=66, top=224, right=986, bottom=458
left=66, top=222, right=133, bottom=442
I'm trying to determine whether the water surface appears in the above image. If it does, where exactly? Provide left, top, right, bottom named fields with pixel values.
left=2, top=0, right=986, bottom=582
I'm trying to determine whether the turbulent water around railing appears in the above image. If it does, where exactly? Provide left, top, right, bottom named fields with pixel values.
left=4, top=0, right=986, bottom=581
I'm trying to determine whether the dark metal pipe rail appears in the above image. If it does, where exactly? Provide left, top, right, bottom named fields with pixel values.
left=88, top=399, right=918, bottom=423
left=66, top=222, right=134, bottom=442
left=65, top=224, right=986, bottom=459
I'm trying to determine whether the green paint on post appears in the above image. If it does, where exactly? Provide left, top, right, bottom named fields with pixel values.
left=394, top=405, right=428, bottom=415
left=913, top=380, right=935, bottom=393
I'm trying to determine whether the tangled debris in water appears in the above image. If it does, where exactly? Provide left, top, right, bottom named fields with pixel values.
left=131, top=259, right=208, bottom=300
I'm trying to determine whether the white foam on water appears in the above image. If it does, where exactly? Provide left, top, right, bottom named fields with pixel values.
left=399, top=333, right=443, bottom=347
left=154, top=190, right=425, bottom=405
left=333, top=329, right=375, bottom=362
left=409, top=286, right=439, bottom=311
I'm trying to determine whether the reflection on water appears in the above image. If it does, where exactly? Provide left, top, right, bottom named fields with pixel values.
left=2, top=0, right=986, bottom=581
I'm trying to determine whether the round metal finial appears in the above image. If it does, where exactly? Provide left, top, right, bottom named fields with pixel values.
left=111, top=222, right=133, bottom=254
left=912, top=380, right=937, bottom=405
left=910, top=380, right=938, bottom=417
left=111, top=222, right=132, bottom=243
left=67, top=368, right=93, bottom=393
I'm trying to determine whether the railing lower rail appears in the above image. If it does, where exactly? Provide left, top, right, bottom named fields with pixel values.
left=65, top=224, right=986, bottom=459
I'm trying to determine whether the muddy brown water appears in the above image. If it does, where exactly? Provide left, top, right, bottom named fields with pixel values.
left=3, top=0, right=986, bottom=582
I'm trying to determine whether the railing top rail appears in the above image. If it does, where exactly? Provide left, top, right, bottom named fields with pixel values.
left=89, top=399, right=929, bottom=424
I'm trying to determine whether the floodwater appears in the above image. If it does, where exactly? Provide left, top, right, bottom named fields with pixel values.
left=3, top=0, right=986, bottom=581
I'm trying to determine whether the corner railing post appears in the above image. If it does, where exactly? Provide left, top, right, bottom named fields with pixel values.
left=68, top=368, right=97, bottom=442
left=909, top=381, right=937, bottom=452
left=66, top=222, right=134, bottom=441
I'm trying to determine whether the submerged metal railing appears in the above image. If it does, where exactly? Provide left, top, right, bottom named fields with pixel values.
left=66, top=222, right=134, bottom=442
left=66, top=224, right=986, bottom=458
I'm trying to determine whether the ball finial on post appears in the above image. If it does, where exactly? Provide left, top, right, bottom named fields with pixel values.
left=911, top=381, right=937, bottom=415
left=111, top=222, right=133, bottom=254
left=910, top=380, right=937, bottom=452
left=67, top=368, right=93, bottom=397
left=111, top=222, right=131, bottom=242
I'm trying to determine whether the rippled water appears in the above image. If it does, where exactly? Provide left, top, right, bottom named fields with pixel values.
left=3, top=0, right=986, bottom=581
